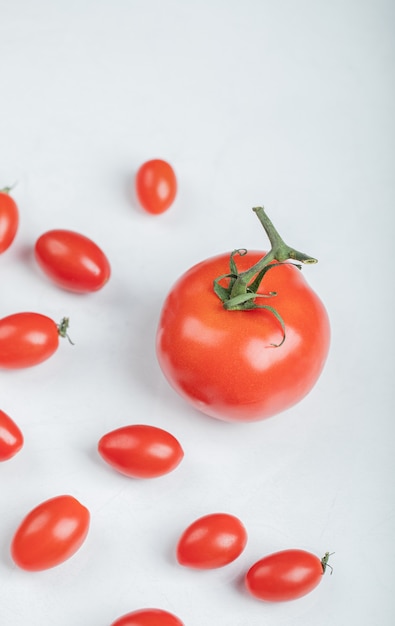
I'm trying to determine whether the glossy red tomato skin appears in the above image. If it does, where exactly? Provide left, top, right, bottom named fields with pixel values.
left=0, top=312, right=60, bottom=369
left=98, top=424, right=184, bottom=478
left=135, top=159, right=177, bottom=214
left=34, top=229, right=111, bottom=293
left=0, top=191, right=19, bottom=253
left=111, top=608, right=184, bottom=626
left=245, top=549, right=324, bottom=602
left=176, top=512, right=248, bottom=569
left=156, top=251, right=330, bottom=422
left=0, top=410, right=24, bottom=461
left=11, top=494, right=90, bottom=571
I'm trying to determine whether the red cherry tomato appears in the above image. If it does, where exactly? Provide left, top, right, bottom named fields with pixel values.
left=0, top=410, right=24, bottom=461
left=98, top=424, right=184, bottom=478
left=156, top=250, right=330, bottom=422
left=11, top=494, right=90, bottom=571
left=111, top=608, right=184, bottom=626
left=135, top=159, right=177, bottom=214
left=245, top=549, right=332, bottom=602
left=0, top=188, right=19, bottom=253
left=176, top=512, right=248, bottom=569
left=0, top=313, right=70, bottom=369
left=34, top=229, right=111, bottom=293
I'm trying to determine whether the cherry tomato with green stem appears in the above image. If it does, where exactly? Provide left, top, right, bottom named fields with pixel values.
left=176, top=512, right=248, bottom=568
left=156, top=206, right=330, bottom=422
left=98, top=424, right=184, bottom=478
left=245, top=549, right=333, bottom=602
left=135, top=159, right=177, bottom=214
left=0, top=313, right=71, bottom=369
left=11, top=494, right=90, bottom=571
left=110, top=608, right=184, bottom=626
left=0, top=186, right=19, bottom=253
left=35, top=229, right=111, bottom=293
left=0, top=410, right=24, bottom=461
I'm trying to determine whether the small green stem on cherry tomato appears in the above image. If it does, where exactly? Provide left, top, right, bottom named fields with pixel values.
left=321, top=551, right=334, bottom=575
left=57, top=317, right=74, bottom=345
left=0, top=182, right=17, bottom=194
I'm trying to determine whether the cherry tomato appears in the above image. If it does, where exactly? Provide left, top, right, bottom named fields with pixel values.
left=11, top=494, right=90, bottom=571
left=0, top=187, right=19, bottom=253
left=176, top=512, right=247, bottom=569
left=135, top=159, right=177, bottom=214
left=110, top=608, right=184, bottom=626
left=98, top=424, right=184, bottom=478
left=0, top=313, right=69, bottom=369
left=156, top=250, right=330, bottom=422
left=245, top=549, right=332, bottom=602
left=0, top=410, right=24, bottom=461
left=34, top=229, right=111, bottom=293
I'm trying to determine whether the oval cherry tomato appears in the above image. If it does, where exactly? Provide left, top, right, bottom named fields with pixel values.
left=0, top=187, right=19, bottom=253
left=245, top=549, right=332, bottom=602
left=34, top=229, right=111, bottom=293
left=0, top=313, right=69, bottom=369
left=135, top=159, right=177, bottom=214
left=156, top=250, right=330, bottom=422
left=111, top=608, right=184, bottom=626
left=98, top=424, right=184, bottom=478
left=11, top=494, right=90, bottom=571
left=176, top=512, right=247, bottom=569
left=0, top=410, right=24, bottom=461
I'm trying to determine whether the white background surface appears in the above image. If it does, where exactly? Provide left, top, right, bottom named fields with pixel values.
left=1, top=1, right=394, bottom=625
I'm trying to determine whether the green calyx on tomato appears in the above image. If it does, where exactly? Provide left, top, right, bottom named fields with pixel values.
left=213, top=206, right=317, bottom=346
left=321, top=551, right=334, bottom=574
left=57, top=317, right=74, bottom=344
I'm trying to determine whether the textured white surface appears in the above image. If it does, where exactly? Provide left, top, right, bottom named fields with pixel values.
left=0, top=1, right=394, bottom=625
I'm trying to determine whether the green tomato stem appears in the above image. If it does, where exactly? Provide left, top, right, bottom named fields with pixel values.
left=229, top=206, right=317, bottom=299
left=57, top=317, right=74, bottom=345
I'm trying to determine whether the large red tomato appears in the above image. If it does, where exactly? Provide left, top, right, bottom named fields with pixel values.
left=156, top=216, right=330, bottom=422
left=11, top=494, right=90, bottom=571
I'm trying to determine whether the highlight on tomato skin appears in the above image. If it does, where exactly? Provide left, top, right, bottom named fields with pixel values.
left=98, top=424, right=184, bottom=479
left=135, top=159, right=177, bottom=214
left=0, top=410, right=24, bottom=461
left=245, top=548, right=329, bottom=602
left=110, top=608, right=184, bottom=626
left=10, top=494, right=90, bottom=571
left=34, top=229, right=111, bottom=293
left=176, top=512, right=248, bottom=569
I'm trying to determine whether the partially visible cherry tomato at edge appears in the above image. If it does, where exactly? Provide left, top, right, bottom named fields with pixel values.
left=98, top=424, right=184, bottom=478
left=0, top=187, right=19, bottom=253
left=35, top=229, right=111, bottom=293
left=135, top=159, right=177, bottom=214
left=110, top=608, right=184, bottom=626
left=0, top=410, right=24, bottom=461
left=0, top=312, right=69, bottom=369
left=245, top=548, right=332, bottom=602
left=11, top=494, right=90, bottom=571
left=176, top=512, right=248, bottom=569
